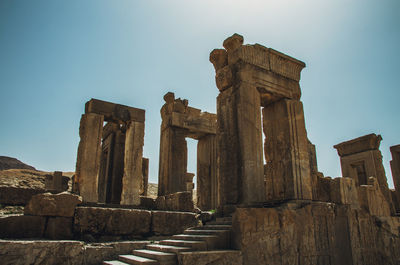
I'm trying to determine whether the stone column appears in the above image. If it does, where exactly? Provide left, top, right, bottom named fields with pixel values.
left=197, top=134, right=218, bottom=210
left=263, top=99, right=312, bottom=200
left=216, top=87, right=240, bottom=206
left=158, top=126, right=188, bottom=196
left=98, top=131, right=115, bottom=203
left=75, top=113, right=104, bottom=203
left=120, top=121, right=144, bottom=205
left=216, top=84, right=265, bottom=206
left=109, top=130, right=125, bottom=204
left=236, top=83, right=265, bottom=204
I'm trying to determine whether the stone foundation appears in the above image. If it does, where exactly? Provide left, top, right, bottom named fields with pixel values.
left=0, top=240, right=150, bottom=265
left=232, top=202, right=400, bottom=265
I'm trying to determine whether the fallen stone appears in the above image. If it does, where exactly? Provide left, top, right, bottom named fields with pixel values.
left=156, top=191, right=194, bottom=212
left=74, top=207, right=151, bottom=238
left=24, top=192, right=82, bottom=217
left=152, top=211, right=199, bottom=236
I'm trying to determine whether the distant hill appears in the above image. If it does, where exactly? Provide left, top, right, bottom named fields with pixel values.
left=0, top=156, right=36, bottom=171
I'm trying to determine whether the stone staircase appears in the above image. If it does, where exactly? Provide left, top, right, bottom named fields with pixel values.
left=103, top=217, right=233, bottom=265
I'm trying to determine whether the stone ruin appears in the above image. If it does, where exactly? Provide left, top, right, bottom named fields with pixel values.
left=74, top=98, right=147, bottom=205
left=1, top=33, right=400, bottom=265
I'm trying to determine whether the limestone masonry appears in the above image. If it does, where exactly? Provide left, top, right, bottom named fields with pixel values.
left=0, top=34, right=399, bottom=265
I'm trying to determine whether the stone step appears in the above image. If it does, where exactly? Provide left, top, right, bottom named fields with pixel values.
left=119, top=254, right=159, bottom=265
left=183, top=229, right=230, bottom=236
left=216, top=217, right=232, bottom=222
left=206, top=220, right=232, bottom=225
left=146, top=244, right=191, bottom=254
left=172, top=234, right=222, bottom=249
left=103, top=261, right=130, bottom=265
left=187, top=224, right=231, bottom=230
left=132, top=249, right=176, bottom=265
left=159, top=239, right=207, bottom=251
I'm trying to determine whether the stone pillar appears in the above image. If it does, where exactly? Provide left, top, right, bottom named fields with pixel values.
left=197, top=134, right=218, bottom=210
left=120, top=121, right=144, bottom=205
left=158, top=126, right=188, bottom=196
left=216, top=87, right=240, bottom=206
left=390, top=145, right=400, bottom=212
left=75, top=113, right=104, bottom=203
left=215, top=84, right=265, bottom=206
left=263, top=99, right=312, bottom=200
left=109, top=130, right=125, bottom=204
left=237, top=83, right=265, bottom=204
left=98, top=129, right=115, bottom=203
left=141, top=158, right=149, bottom=196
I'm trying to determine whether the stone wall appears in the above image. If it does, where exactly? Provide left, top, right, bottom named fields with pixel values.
left=232, top=202, right=400, bottom=265
left=0, top=240, right=150, bottom=265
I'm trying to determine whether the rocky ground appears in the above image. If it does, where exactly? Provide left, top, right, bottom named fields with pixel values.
left=0, top=156, right=36, bottom=171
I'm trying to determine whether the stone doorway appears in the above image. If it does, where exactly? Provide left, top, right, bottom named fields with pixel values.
left=157, top=92, right=218, bottom=210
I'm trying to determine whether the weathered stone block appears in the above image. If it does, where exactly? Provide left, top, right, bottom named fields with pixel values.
left=0, top=240, right=85, bottom=265
left=44, top=217, right=73, bottom=240
left=74, top=207, right=151, bottom=238
left=24, top=192, right=82, bottom=217
left=151, top=211, right=199, bottom=236
left=0, top=215, right=46, bottom=238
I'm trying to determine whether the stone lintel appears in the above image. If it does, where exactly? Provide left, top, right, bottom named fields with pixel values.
left=235, top=65, right=302, bottom=104
left=170, top=112, right=217, bottom=136
left=228, top=44, right=305, bottom=82
left=334, top=133, right=382, bottom=157
left=85, top=98, right=145, bottom=123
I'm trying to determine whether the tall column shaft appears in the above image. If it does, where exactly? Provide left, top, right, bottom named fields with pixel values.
left=197, top=135, right=218, bottom=210
left=217, top=84, right=265, bottom=206
left=120, top=121, right=144, bottom=205
left=158, top=126, right=188, bottom=196
left=75, top=113, right=104, bottom=203
left=263, top=99, right=312, bottom=200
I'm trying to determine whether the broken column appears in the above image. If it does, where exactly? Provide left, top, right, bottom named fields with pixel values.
left=334, top=134, right=394, bottom=213
left=210, top=34, right=311, bottom=206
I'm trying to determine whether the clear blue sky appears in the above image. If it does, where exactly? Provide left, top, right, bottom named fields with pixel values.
left=1, top=0, right=399, bottom=187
